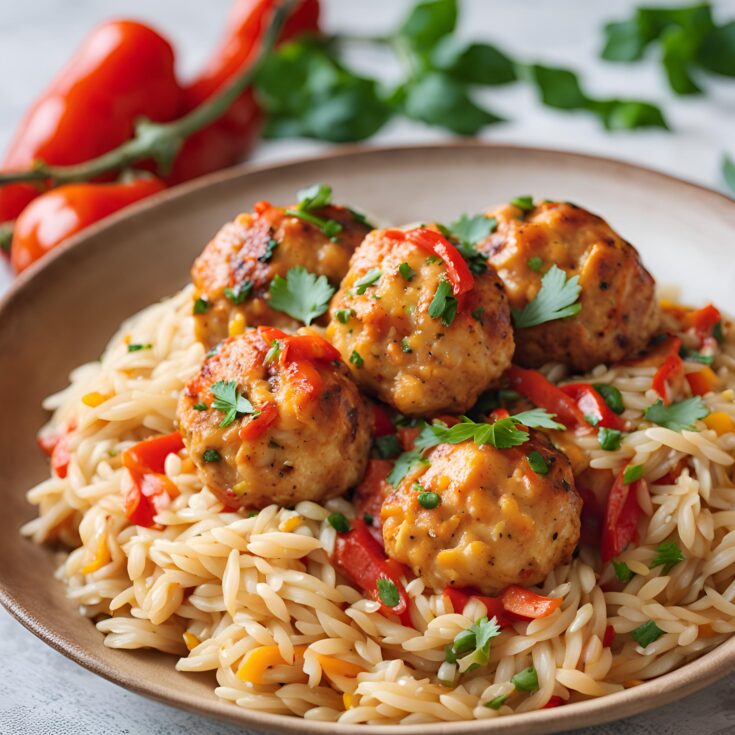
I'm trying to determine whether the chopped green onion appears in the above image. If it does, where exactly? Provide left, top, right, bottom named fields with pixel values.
left=511, top=666, right=539, bottom=692
left=612, top=560, right=634, bottom=583
left=399, top=262, right=415, bottom=281
left=334, top=308, right=355, bottom=324
left=484, top=695, right=508, bottom=710
left=527, top=450, right=549, bottom=475
left=354, top=268, right=381, bottom=295
left=623, top=464, right=644, bottom=484
left=327, top=512, right=350, bottom=533
left=631, top=620, right=664, bottom=647
left=349, top=350, right=364, bottom=367
left=599, top=427, right=622, bottom=451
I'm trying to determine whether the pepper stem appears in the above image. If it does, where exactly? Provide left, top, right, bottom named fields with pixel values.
left=0, top=0, right=298, bottom=189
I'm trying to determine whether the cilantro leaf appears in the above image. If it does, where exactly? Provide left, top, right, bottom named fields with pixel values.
left=512, top=264, right=582, bottom=329
left=631, top=620, right=664, bottom=648
left=643, top=397, right=709, bottom=431
left=224, top=281, right=253, bottom=304
left=428, top=279, right=458, bottom=326
left=210, top=380, right=255, bottom=428
left=448, top=213, right=497, bottom=245
left=527, top=450, right=549, bottom=475
left=376, top=577, right=400, bottom=607
left=650, top=542, right=684, bottom=572
left=613, top=560, right=634, bottom=583
left=449, top=616, right=501, bottom=669
left=387, top=449, right=429, bottom=487
left=296, top=183, right=332, bottom=210
left=268, top=267, right=334, bottom=325
left=511, top=407, right=565, bottom=430
left=599, top=427, right=623, bottom=451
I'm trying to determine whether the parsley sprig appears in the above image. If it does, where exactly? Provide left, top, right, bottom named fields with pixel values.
left=268, top=266, right=335, bottom=325
left=210, top=380, right=255, bottom=428
left=643, top=396, right=709, bottom=431
left=446, top=616, right=501, bottom=671
left=283, top=183, right=343, bottom=240
left=428, top=279, right=458, bottom=326
left=512, top=264, right=582, bottom=329
left=440, top=214, right=496, bottom=275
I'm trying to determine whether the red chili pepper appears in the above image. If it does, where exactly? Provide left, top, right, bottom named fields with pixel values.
left=384, top=227, right=474, bottom=297
left=238, top=401, right=278, bottom=441
left=507, top=365, right=587, bottom=431
left=122, top=432, right=184, bottom=528
left=601, top=466, right=643, bottom=563
left=353, top=459, right=392, bottom=545
left=651, top=338, right=683, bottom=405
left=333, top=518, right=413, bottom=627
left=169, top=0, right=320, bottom=183
left=543, top=696, right=565, bottom=709
left=687, top=304, right=721, bottom=336
left=0, top=21, right=180, bottom=228
left=10, top=177, right=166, bottom=273
left=559, top=383, right=625, bottom=431
left=499, top=585, right=563, bottom=619
left=372, top=404, right=395, bottom=438
left=603, top=624, right=616, bottom=648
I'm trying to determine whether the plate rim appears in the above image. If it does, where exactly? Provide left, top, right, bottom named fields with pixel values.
left=1, top=141, right=734, bottom=735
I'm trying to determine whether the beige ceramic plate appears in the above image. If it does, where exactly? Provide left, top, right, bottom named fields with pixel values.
left=1, top=143, right=734, bottom=734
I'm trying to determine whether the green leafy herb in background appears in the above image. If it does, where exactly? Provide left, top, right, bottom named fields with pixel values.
left=253, top=0, right=674, bottom=143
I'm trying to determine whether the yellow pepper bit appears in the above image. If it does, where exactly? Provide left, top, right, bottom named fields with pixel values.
left=183, top=631, right=200, bottom=651
left=703, top=411, right=735, bottom=435
left=81, top=533, right=110, bottom=574
left=82, top=391, right=110, bottom=407
left=228, top=312, right=246, bottom=337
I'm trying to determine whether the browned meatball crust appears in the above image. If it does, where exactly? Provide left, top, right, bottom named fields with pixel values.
left=192, top=201, right=371, bottom=347
left=177, top=328, right=372, bottom=509
left=381, top=432, right=581, bottom=595
left=480, top=200, right=659, bottom=371
left=325, top=228, right=515, bottom=416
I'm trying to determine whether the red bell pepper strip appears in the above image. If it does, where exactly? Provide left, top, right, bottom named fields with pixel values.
left=559, top=383, right=625, bottom=431
left=651, top=338, right=683, bottom=405
left=687, top=304, right=721, bottom=336
left=332, top=518, right=413, bottom=627
left=443, top=586, right=512, bottom=627
left=10, top=177, right=166, bottom=273
left=507, top=365, right=587, bottom=430
left=601, top=466, right=643, bottom=563
left=51, top=437, right=71, bottom=479
left=0, top=20, right=180, bottom=231
left=499, top=585, right=563, bottom=619
left=353, top=459, right=392, bottom=545
left=384, top=227, right=474, bottom=296
left=372, top=404, right=395, bottom=438
left=543, top=696, right=565, bottom=709
left=169, top=0, right=320, bottom=183
left=122, top=432, right=184, bottom=528
left=238, top=401, right=278, bottom=441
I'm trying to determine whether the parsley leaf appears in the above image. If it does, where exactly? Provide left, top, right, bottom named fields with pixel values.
left=210, top=380, right=255, bottom=428
left=428, top=279, right=458, bottom=326
left=334, top=308, right=355, bottom=324
left=613, top=560, right=634, bottom=583
left=259, top=238, right=279, bottom=263
left=631, top=620, right=665, bottom=648
left=224, top=281, right=253, bottom=304
left=268, top=266, right=334, bottom=325
left=643, top=397, right=709, bottom=431
left=650, top=542, right=684, bottom=572
left=511, top=195, right=534, bottom=211
left=599, top=427, right=623, bottom=451
left=527, top=450, right=549, bottom=475
left=449, top=616, right=501, bottom=668
left=511, top=408, right=566, bottom=430
left=512, top=264, right=582, bottom=329
left=594, top=383, right=625, bottom=414
left=296, top=182, right=333, bottom=210
left=448, top=213, right=497, bottom=245
left=327, top=512, right=350, bottom=533
left=387, top=449, right=429, bottom=487
left=432, top=38, right=516, bottom=86
left=376, top=577, right=400, bottom=607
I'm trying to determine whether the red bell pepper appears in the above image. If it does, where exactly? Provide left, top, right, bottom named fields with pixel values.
left=559, top=383, right=625, bottom=431
left=169, top=0, right=320, bottom=183
left=384, top=227, right=474, bottom=297
left=652, top=354, right=683, bottom=405
left=353, top=459, right=392, bottom=545
left=238, top=400, right=278, bottom=441
left=51, top=437, right=71, bottom=479
left=0, top=20, right=180, bottom=230
left=332, top=518, right=413, bottom=627
left=507, top=365, right=587, bottom=431
left=443, top=586, right=512, bottom=626
left=10, top=177, right=166, bottom=273
left=543, top=696, right=565, bottom=709
left=601, top=466, right=643, bottom=563
left=122, top=431, right=184, bottom=528
left=687, top=304, right=721, bottom=336
left=500, top=585, right=562, bottom=619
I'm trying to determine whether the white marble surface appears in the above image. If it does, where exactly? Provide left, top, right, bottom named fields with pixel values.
left=1, top=1, right=735, bottom=733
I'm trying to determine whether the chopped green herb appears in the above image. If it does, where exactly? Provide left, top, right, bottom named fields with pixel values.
left=203, top=449, right=221, bottom=463
left=484, top=695, right=508, bottom=710
left=376, top=577, right=400, bottom=607
left=444, top=644, right=458, bottom=664
left=612, top=560, right=634, bottom=583
left=510, top=195, right=534, bottom=212
left=224, top=281, right=254, bottom=304
left=503, top=407, right=566, bottom=430
left=387, top=449, right=429, bottom=486
left=193, top=297, right=210, bottom=314
left=425, top=254, right=442, bottom=265
left=713, top=320, right=725, bottom=343
left=448, top=213, right=497, bottom=244
left=363, top=512, right=374, bottom=525
left=354, top=268, right=382, bottom=295
left=418, top=491, right=441, bottom=509
left=527, top=256, right=543, bottom=272
left=334, top=308, right=355, bottom=324
left=650, top=542, right=684, bottom=572
left=412, top=481, right=425, bottom=493
left=593, top=383, right=625, bottom=414
left=327, top=512, right=350, bottom=533
left=631, top=620, right=664, bottom=648
left=374, top=434, right=402, bottom=459
left=210, top=380, right=255, bottom=428
left=259, top=237, right=279, bottom=263
left=127, top=343, right=152, bottom=352
left=400, top=337, right=412, bottom=353
left=449, top=616, right=501, bottom=667
left=599, top=427, right=623, bottom=451
left=623, top=464, right=644, bottom=484
left=297, top=183, right=333, bottom=209
left=264, top=339, right=281, bottom=365
left=284, top=183, right=342, bottom=240
left=527, top=450, right=549, bottom=475
left=193, top=402, right=208, bottom=411
left=684, top=351, right=714, bottom=365
left=471, top=307, right=484, bottom=322
left=643, top=397, right=709, bottom=431
left=349, top=350, right=364, bottom=367
left=399, top=262, right=416, bottom=281
left=512, top=264, right=582, bottom=329
left=269, top=266, right=334, bottom=325
left=511, top=666, right=539, bottom=692
left=347, top=207, right=375, bottom=228
left=428, top=279, right=458, bottom=326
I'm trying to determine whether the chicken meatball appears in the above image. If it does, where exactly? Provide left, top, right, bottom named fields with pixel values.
left=325, top=227, right=514, bottom=416
left=480, top=200, right=659, bottom=371
left=177, top=327, right=372, bottom=509
left=381, top=434, right=581, bottom=594
left=191, top=197, right=372, bottom=348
